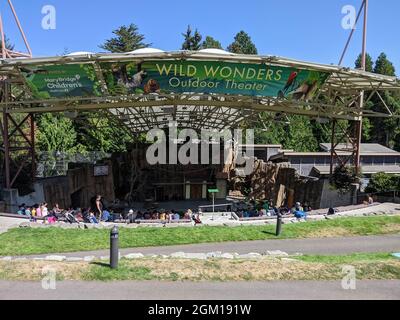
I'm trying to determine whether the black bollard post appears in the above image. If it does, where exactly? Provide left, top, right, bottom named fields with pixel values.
left=110, top=225, right=119, bottom=269
left=275, top=213, right=282, bottom=236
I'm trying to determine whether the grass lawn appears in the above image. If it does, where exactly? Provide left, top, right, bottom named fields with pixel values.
left=0, top=215, right=399, bottom=256
left=0, top=252, right=399, bottom=282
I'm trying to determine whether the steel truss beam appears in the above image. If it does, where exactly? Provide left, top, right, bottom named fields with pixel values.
left=0, top=82, right=35, bottom=189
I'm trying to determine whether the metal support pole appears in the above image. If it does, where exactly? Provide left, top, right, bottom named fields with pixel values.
left=110, top=226, right=119, bottom=269
left=30, top=113, right=35, bottom=181
left=7, top=0, right=32, bottom=57
left=2, top=82, right=10, bottom=189
left=330, top=120, right=336, bottom=177
left=275, top=213, right=282, bottom=236
left=355, top=0, right=368, bottom=175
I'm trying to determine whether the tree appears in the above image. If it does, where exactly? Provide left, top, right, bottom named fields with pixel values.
left=365, top=172, right=399, bottom=193
left=354, top=53, right=400, bottom=150
left=99, top=23, right=150, bottom=53
left=227, top=31, right=257, bottom=54
left=181, top=25, right=202, bottom=50
left=73, top=112, right=132, bottom=153
left=355, top=53, right=374, bottom=72
left=374, top=53, right=396, bottom=76
left=36, top=113, right=78, bottom=152
left=0, top=35, right=14, bottom=51
left=253, top=113, right=319, bottom=151
left=201, top=36, right=222, bottom=49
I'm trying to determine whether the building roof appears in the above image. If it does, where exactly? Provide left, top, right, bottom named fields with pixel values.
left=269, top=143, right=400, bottom=161
left=1, top=51, right=399, bottom=134
left=312, top=165, right=400, bottom=176
left=239, top=144, right=282, bottom=149
left=320, top=143, right=398, bottom=154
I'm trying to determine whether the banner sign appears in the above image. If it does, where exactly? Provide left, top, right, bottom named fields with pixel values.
left=21, top=64, right=100, bottom=99
left=101, top=60, right=330, bottom=99
left=20, top=60, right=330, bottom=100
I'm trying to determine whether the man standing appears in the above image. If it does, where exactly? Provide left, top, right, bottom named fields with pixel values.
left=94, top=195, right=103, bottom=220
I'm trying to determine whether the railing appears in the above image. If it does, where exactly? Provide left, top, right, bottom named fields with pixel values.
left=357, top=190, right=400, bottom=204
left=36, top=151, right=111, bottom=178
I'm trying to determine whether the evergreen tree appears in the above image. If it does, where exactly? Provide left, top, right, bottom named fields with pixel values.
left=227, top=31, right=257, bottom=54
left=0, top=35, right=14, bottom=51
left=354, top=52, right=400, bottom=150
left=181, top=25, right=202, bottom=50
left=99, top=23, right=150, bottom=52
left=374, top=52, right=396, bottom=76
left=355, top=53, right=374, bottom=72
left=201, top=36, right=223, bottom=49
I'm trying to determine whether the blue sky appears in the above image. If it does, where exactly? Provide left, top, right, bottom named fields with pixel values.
left=2, top=0, right=399, bottom=74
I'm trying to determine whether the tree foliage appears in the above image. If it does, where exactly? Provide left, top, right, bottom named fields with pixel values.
left=201, top=36, right=222, bottom=49
left=181, top=25, right=202, bottom=50
left=365, top=172, right=400, bottom=193
left=36, top=113, right=78, bottom=153
left=99, top=23, right=150, bottom=53
left=227, top=31, right=257, bottom=54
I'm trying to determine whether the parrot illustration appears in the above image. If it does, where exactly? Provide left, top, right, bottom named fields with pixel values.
left=278, top=71, right=299, bottom=98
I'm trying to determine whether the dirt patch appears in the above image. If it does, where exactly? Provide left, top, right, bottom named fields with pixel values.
left=1, top=257, right=400, bottom=282
left=380, top=223, right=400, bottom=234
left=306, top=227, right=354, bottom=238
left=0, top=261, right=88, bottom=281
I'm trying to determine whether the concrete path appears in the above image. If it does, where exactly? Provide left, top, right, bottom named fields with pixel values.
left=0, top=216, right=25, bottom=234
left=17, top=234, right=400, bottom=259
left=0, top=280, right=399, bottom=300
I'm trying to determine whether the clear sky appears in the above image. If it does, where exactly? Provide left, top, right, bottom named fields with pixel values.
left=2, top=0, right=399, bottom=75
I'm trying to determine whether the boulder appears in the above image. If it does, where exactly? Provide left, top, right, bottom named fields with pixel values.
left=124, top=253, right=144, bottom=259
left=266, top=250, right=288, bottom=256
left=237, top=253, right=262, bottom=259
left=83, top=256, right=96, bottom=262
left=170, top=252, right=186, bottom=258
left=206, top=251, right=223, bottom=258
left=0, top=256, right=12, bottom=261
left=45, top=255, right=66, bottom=262
left=184, top=253, right=208, bottom=260
left=66, top=257, right=83, bottom=262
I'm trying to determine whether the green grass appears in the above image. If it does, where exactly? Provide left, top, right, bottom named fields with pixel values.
left=0, top=215, right=399, bottom=256
left=82, top=263, right=154, bottom=281
left=294, top=252, right=395, bottom=264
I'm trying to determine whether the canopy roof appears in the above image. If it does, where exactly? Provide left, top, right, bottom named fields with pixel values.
left=1, top=50, right=399, bottom=133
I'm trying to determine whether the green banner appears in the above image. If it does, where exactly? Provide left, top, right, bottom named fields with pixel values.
left=21, top=64, right=100, bottom=99
left=101, top=60, right=330, bottom=99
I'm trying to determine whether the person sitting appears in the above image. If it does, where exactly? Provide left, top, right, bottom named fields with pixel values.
left=42, top=202, right=49, bottom=218
left=192, top=212, right=202, bottom=224
left=25, top=206, right=31, bottom=217
left=127, top=209, right=137, bottom=222
left=294, top=209, right=307, bottom=220
left=159, top=210, right=166, bottom=220
left=88, top=211, right=98, bottom=224
left=53, top=203, right=62, bottom=215
left=46, top=209, right=57, bottom=224
left=184, top=209, right=192, bottom=220
left=101, top=209, right=112, bottom=222
left=17, top=204, right=26, bottom=215
left=174, top=212, right=180, bottom=220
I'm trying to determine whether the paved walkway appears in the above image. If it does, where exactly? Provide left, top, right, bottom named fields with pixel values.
left=0, top=280, right=399, bottom=300
left=17, top=234, right=400, bottom=259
